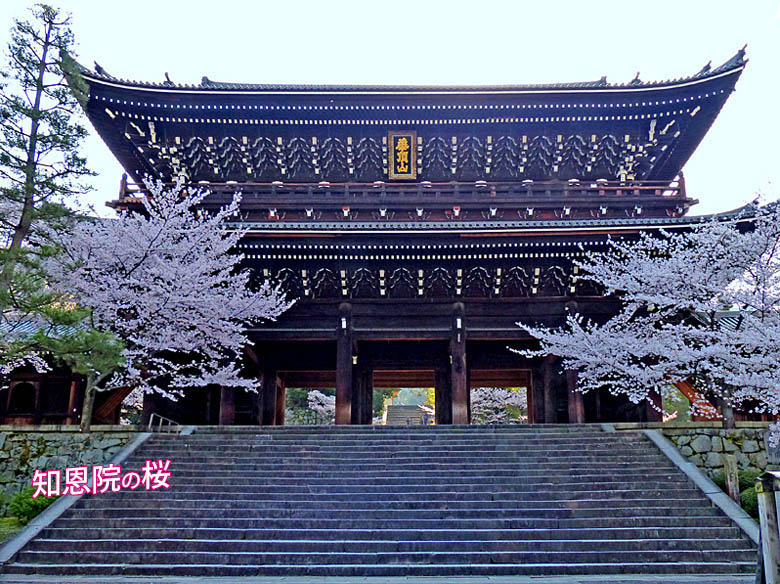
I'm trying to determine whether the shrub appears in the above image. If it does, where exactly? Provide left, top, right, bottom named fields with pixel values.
left=741, top=487, right=758, bottom=519
left=7, top=487, right=59, bottom=524
left=710, top=468, right=761, bottom=520
left=739, top=469, right=762, bottom=492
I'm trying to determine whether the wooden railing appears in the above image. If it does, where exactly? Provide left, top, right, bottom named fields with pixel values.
left=117, top=177, right=686, bottom=204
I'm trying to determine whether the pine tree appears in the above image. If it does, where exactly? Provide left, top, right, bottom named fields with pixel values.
left=0, top=4, right=110, bottom=396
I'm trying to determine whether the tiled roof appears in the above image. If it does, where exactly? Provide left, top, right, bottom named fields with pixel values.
left=79, top=47, right=746, bottom=93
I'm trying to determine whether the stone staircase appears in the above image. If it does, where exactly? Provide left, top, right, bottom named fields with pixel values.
left=2, top=425, right=756, bottom=576
left=384, top=404, right=427, bottom=425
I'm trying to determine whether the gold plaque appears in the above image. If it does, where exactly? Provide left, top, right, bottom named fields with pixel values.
left=388, top=131, right=417, bottom=180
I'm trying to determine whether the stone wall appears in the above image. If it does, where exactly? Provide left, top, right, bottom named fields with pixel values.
left=0, top=426, right=136, bottom=513
left=662, top=427, right=769, bottom=478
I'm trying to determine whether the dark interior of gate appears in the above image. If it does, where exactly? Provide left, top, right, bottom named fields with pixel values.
left=142, top=336, right=658, bottom=426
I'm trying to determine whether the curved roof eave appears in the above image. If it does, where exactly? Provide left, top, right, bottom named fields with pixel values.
left=76, top=48, right=747, bottom=96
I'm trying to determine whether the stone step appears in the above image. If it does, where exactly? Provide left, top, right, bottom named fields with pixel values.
left=38, top=525, right=747, bottom=542
left=131, top=478, right=691, bottom=490
left=184, top=425, right=604, bottom=433
left=75, top=497, right=716, bottom=511
left=50, top=516, right=736, bottom=530
left=150, top=460, right=675, bottom=471
left=27, top=536, right=752, bottom=554
left=74, top=487, right=708, bottom=502
left=3, top=561, right=756, bottom=577
left=145, top=477, right=693, bottom=490
left=135, top=454, right=673, bottom=465
left=146, top=436, right=649, bottom=446
left=166, top=467, right=678, bottom=478
left=4, top=426, right=754, bottom=577
left=65, top=505, right=724, bottom=521
left=15, top=548, right=757, bottom=567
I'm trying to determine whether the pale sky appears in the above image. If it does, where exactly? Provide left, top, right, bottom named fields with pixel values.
left=2, top=0, right=778, bottom=216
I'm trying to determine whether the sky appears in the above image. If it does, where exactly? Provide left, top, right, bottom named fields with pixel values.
left=1, top=0, right=779, bottom=216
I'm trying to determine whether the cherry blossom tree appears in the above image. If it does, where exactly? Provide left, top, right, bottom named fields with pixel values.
left=48, top=178, right=293, bottom=430
left=306, top=390, right=335, bottom=424
left=516, top=203, right=780, bottom=435
left=470, top=387, right=528, bottom=424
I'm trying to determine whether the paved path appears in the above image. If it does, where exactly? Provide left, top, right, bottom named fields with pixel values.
left=0, top=574, right=758, bottom=584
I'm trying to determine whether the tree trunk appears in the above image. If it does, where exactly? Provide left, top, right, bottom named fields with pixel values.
left=721, top=398, right=736, bottom=431
left=79, top=382, right=96, bottom=432
left=9, top=20, right=52, bottom=251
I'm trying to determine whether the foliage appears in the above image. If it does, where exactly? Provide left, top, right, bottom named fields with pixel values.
left=0, top=3, right=93, bottom=250
left=8, top=486, right=58, bottom=524
left=740, top=486, right=758, bottom=520
left=0, top=517, right=22, bottom=543
left=711, top=467, right=762, bottom=493
left=517, top=203, right=780, bottom=435
left=46, top=178, right=293, bottom=429
left=373, top=388, right=396, bottom=416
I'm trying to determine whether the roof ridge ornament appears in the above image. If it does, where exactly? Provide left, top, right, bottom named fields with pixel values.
left=712, top=45, right=748, bottom=74
left=93, top=61, right=114, bottom=79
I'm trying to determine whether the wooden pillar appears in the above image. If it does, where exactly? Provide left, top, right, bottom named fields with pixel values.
left=275, top=378, right=286, bottom=426
left=141, top=390, right=158, bottom=427
left=351, top=361, right=363, bottom=425
left=361, top=364, right=373, bottom=424
left=528, top=366, right=543, bottom=424
left=32, top=382, right=42, bottom=425
left=563, top=299, right=584, bottom=424
left=434, top=363, right=452, bottom=425
left=65, top=377, right=79, bottom=426
left=335, top=303, right=353, bottom=425
left=219, top=387, right=235, bottom=425
left=567, top=369, right=585, bottom=424
left=543, top=355, right=557, bottom=423
left=450, top=303, right=469, bottom=425
left=261, top=366, right=278, bottom=426
left=595, top=389, right=602, bottom=422
left=351, top=361, right=373, bottom=425
left=756, top=473, right=780, bottom=584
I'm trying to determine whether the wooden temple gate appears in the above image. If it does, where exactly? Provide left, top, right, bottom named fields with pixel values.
left=65, top=48, right=747, bottom=427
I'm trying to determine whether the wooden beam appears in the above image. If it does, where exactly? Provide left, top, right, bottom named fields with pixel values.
left=335, top=303, right=353, bottom=425
left=94, top=385, right=134, bottom=423
left=674, top=380, right=721, bottom=421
